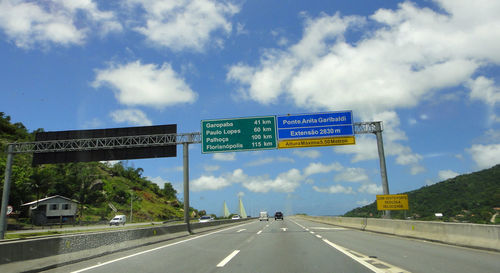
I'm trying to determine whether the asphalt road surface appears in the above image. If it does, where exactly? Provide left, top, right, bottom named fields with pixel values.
left=44, top=217, right=500, bottom=273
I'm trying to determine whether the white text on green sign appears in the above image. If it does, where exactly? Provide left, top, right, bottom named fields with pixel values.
left=201, top=116, right=277, bottom=153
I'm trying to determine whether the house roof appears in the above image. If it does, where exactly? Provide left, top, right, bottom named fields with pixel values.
left=21, top=195, right=79, bottom=206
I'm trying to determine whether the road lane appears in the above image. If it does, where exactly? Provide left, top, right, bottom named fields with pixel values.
left=70, top=221, right=263, bottom=273
left=47, top=219, right=375, bottom=273
left=291, top=217, right=500, bottom=273
left=45, top=221, right=260, bottom=273
left=216, top=218, right=374, bottom=273
left=43, top=216, right=499, bottom=273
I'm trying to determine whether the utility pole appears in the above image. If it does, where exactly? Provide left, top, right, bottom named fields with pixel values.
left=183, top=137, right=192, bottom=234
left=0, top=145, right=14, bottom=239
left=130, top=191, right=133, bottom=223
left=374, top=122, right=391, bottom=218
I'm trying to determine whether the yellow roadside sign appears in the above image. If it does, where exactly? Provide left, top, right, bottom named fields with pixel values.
left=278, top=136, right=355, bottom=149
left=376, top=194, right=409, bottom=210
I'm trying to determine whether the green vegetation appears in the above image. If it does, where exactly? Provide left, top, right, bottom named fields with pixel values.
left=0, top=112, right=199, bottom=224
left=344, top=164, right=500, bottom=224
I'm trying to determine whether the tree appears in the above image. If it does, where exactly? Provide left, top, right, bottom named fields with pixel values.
left=163, top=182, right=177, bottom=200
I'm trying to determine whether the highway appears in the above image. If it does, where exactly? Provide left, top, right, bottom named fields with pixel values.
left=44, top=217, right=499, bottom=273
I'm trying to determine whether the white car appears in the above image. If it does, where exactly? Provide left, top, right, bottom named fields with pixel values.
left=109, top=215, right=126, bottom=226
left=231, top=215, right=241, bottom=220
left=199, top=216, right=213, bottom=223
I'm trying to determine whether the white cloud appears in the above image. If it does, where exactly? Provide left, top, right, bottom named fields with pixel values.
left=128, top=0, right=240, bottom=52
left=410, top=165, right=426, bottom=175
left=335, top=135, right=378, bottom=162
left=0, top=0, right=121, bottom=49
left=312, top=185, right=354, bottom=194
left=146, top=176, right=174, bottom=188
left=303, top=162, right=343, bottom=177
left=237, top=191, right=245, bottom=197
left=236, top=22, right=247, bottom=36
left=467, top=76, right=500, bottom=123
left=213, top=152, right=236, bottom=161
left=426, top=179, right=436, bottom=186
left=191, top=175, right=231, bottom=191
left=334, top=167, right=369, bottom=182
left=467, top=144, right=500, bottom=169
left=438, top=170, right=459, bottom=180
left=93, top=61, right=197, bottom=109
left=190, top=168, right=303, bottom=193
left=204, top=165, right=220, bottom=172
left=335, top=112, right=425, bottom=174
left=356, top=199, right=372, bottom=206
left=245, top=156, right=294, bottom=167
left=358, top=183, right=383, bottom=194
left=109, top=109, right=152, bottom=126
left=226, top=2, right=495, bottom=114
left=242, top=169, right=303, bottom=193
left=227, top=1, right=500, bottom=172
left=161, top=166, right=183, bottom=173
left=292, top=150, right=321, bottom=159
left=100, top=160, right=120, bottom=167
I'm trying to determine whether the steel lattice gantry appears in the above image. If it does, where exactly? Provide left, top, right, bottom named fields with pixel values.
left=9, top=133, right=202, bottom=154
left=6, top=122, right=380, bottom=155
left=1, top=122, right=390, bottom=239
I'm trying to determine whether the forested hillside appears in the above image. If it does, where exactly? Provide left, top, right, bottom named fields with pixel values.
left=0, top=112, right=196, bottom=223
left=344, top=164, right=500, bottom=224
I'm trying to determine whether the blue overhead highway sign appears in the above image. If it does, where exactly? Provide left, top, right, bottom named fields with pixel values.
left=277, top=111, right=354, bottom=140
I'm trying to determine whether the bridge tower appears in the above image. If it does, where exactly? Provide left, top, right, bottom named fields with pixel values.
left=239, top=197, right=247, bottom=218
left=223, top=201, right=230, bottom=218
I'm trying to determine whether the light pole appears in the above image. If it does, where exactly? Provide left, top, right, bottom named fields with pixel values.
left=130, top=191, right=133, bottom=223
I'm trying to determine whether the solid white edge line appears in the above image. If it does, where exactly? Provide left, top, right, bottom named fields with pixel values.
left=216, top=250, right=240, bottom=267
left=288, top=218, right=382, bottom=273
left=257, top=230, right=262, bottom=234
left=71, top=222, right=253, bottom=273
left=322, top=239, right=384, bottom=273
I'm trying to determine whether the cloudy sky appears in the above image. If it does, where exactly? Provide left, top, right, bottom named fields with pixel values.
left=1, top=0, right=499, bottom=216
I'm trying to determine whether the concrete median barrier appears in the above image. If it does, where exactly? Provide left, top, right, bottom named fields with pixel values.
left=297, top=215, right=500, bottom=252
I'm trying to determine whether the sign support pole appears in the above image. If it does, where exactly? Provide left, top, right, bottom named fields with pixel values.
left=0, top=145, right=14, bottom=239
left=183, top=141, right=192, bottom=234
left=374, top=122, right=391, bottom=218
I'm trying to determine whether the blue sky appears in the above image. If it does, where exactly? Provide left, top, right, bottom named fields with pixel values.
left=1, top=0, right=499, bottom=216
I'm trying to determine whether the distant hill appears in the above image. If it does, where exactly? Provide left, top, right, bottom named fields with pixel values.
left=0, top=112, right=200, bottom=224
left=344, top=164, right=500, bottom=224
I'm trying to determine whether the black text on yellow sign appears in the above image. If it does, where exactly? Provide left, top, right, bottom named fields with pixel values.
left=278, top=136, right=356, bottom=149
left=376, top=194, right=409, bottom=210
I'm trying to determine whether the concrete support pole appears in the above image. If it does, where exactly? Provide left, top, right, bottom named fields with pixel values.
left=130, top=191, right=133, bottom=223
left=183, top=142, right=192, bottom=234
left=374, top=122, right=391, bottom=218
left=0, top=145, right=14, bottom=239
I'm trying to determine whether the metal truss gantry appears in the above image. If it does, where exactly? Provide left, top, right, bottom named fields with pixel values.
left=1, top=121, right=389, bottom=238
left=8, top=133, right=202, bottom=154
left=7, top=123, right=381, bottom=154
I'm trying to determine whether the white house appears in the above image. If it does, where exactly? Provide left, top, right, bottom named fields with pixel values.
left=21, top=195, right=78, bottom=225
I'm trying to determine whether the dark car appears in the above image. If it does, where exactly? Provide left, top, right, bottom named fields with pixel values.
left=275, top=211, right=283, bottom=220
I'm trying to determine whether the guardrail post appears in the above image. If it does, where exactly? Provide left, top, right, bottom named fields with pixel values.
left=0, top=145, right=14, bottom=239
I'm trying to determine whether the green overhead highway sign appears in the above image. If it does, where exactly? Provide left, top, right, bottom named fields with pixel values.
left=201, top=116, right=277, bottom=153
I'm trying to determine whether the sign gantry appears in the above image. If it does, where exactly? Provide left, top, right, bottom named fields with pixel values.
left=1, top=117, right=391, bottom=239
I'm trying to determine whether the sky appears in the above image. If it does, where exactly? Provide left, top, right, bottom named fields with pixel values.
left=1, top=0, right=499, bottom=217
